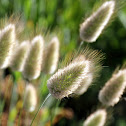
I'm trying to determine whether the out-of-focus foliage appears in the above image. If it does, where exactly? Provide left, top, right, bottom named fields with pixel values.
left=0, top=0, right=126, bottom=126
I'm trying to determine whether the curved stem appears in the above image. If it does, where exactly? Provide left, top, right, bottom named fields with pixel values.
left=30, top=93, right=51, bottom=126
left=78, top=41, right=84, bottom=50
left=74, top=41, right=84, bottom=58
left=50, top=100, right=60, bottom=126
left=18, top=81, right=27, bottom=126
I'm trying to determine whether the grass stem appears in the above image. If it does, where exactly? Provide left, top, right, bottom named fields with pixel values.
left=30, top=93, right=51, bottom=126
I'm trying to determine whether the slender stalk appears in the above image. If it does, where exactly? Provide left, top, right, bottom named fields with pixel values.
left=78, top=41, right=84, bottom=51
left=74, top=41, right=84, bottom=58
left=30, top=93, right=51, bottom=126
left=77, top=41, right=84, bottom=54
left=50, top=100, right=60, bottom=126
left=18, top=81, right=27, bottom=126
left=7, top=74, right=18, bottom=126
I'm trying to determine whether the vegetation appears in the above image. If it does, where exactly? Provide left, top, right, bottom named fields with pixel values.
left=0, top=0, right=126, bottom=126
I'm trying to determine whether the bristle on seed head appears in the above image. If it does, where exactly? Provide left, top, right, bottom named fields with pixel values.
left=73, top=49, right=103, bottom=95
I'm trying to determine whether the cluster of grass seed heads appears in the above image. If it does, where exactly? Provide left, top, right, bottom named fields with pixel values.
left=0, top=22, right=60, bottom=80
left=24, top=84, right=37, bottom=112
left=80, top=1, right=115, bottom=42
left=83, top=109, right=107, bottom=126
left=43, top=36, right=60, bottom=74
left=99, top=68, right=126, bottom=106
left=10, top=41, right=30, bottom=71
left=23, top=35, right=44, bottom=80
left=47, top=49, right=103, bottom=99
left=0, top=24, right=16, bottom=68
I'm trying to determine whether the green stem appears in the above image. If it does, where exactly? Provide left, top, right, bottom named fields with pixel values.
left=7, top=75, right=18, bottom=125
left=78, top=41, right=84, bottom=51
left=50, top=100, right=60, bottom=126
left=18, top=81, right=27, bottom=126
left=30, top=93, right=51, bottom=126
left=74, top=41, right=84, bottom=58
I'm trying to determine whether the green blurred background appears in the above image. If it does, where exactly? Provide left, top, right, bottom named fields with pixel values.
left=0, top=0, right=126, bottom=126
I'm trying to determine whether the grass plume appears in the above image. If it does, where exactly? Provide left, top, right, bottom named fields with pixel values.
left=80, top=1, right=115, bottom=42
left=83, top=109, right=107, bottom=126
left=24, top=84, right=37, bottom=112
left=47, top=48, right=103, bottom=99
left=0, top=24, right=16, bottom=68
left=10, top=41, right=30, bottom=71
left=99, top=68, right=126, bottom=106
left=22, top=35, right=44, bottom=80
left=43, top=36, right=60, bottom=74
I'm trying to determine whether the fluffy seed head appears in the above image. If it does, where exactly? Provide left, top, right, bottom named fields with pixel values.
left=10, top=41, right=30, bottom=71
left=83, top=109, right=107, bottom=126
left=0, top=24, right=16, bottom=68
left=23, top=35, right=44, bottom=80
left=47, top=49, right=103, bottom=99
left=24, top=84, right=37, bottom=112
left=80, top=1, right=115, bottom=42
left=99, top=69, right=126, bottom=106
left=47, top=61, right=87, bottom=99
left=43, top=36, right=60, bottom=74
